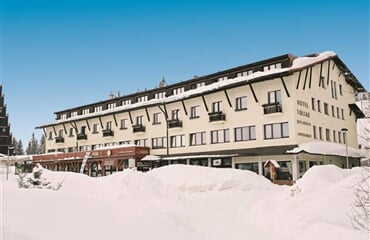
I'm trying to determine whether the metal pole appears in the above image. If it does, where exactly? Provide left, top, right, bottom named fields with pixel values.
left=341, top=128, right=349, bottom=169
left=345, top=133, right=349, bottom=169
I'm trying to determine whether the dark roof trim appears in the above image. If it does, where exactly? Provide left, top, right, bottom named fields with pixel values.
left=349, top=103, right=365, bottom=119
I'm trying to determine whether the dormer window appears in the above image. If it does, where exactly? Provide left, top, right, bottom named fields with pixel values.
left=60, top=114, right=67, bottom=120
left=196, top=82, right=205, bottom=88
left=82, top=109, right=90, bottom=115
left=154, top=92, right=166, bottom=99
left=137, top=96, right=148, bottom=103
left=107, top=103, right=116, bottom=110
left=218, top=76, right=227, bottom=81
left=94, top=106, right=102, bottom=112
left=71, top=111, right=78, bottom=117
left=122, top=99, right=131, bottom=106
left=173, top=87, right=184, bottom=95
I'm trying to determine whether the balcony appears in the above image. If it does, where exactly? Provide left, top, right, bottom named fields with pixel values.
left=168, top=119, right=183, bottom=129
left=209, top=112, right=226, bottom=122
left=76, top=133, right=87, bottom=140
left=55, top=136, right=64, bottom=143
left=102, top=129, right=114, bottom=137
left=132, top=124, right=146, bottom=133
left=263, top=103, right=282, bottom=114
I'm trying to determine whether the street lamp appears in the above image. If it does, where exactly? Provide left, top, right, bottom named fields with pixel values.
left=6, top=146, right=15, bottom=180
left=341, top=128, right=349, bottom=169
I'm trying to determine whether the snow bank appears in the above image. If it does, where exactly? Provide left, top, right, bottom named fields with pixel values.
left=2, top=165, right=369, bottom=240
left=149, top=164, right=273, bottom=192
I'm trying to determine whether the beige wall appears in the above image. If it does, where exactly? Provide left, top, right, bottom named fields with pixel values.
left=44, top=61, right=359, bottom=155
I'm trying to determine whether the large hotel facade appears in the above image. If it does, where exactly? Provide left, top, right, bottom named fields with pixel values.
left=35, top=51, right=366, bottom=181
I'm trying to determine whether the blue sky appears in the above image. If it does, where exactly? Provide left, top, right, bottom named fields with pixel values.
left=1, top=0, right=369, bottom=145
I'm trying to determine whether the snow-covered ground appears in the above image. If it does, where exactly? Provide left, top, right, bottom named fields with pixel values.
left=1, top=164, right=369, bottom=240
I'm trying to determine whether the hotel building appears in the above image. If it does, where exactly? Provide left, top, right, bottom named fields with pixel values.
left=35, top=51, right=366, bottom=181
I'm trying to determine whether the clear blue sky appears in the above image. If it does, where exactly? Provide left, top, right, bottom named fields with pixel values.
left=1, top=0, right=369, bottom=145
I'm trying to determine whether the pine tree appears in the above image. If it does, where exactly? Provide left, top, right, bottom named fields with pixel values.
left=26, top=133, right=39, bottom=155
left=16, top=139, right=25, bottom=155
left=38, top=135, right=46, bottom=154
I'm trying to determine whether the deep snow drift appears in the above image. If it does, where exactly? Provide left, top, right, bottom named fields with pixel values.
left=1, top=164, right=369, bottom=240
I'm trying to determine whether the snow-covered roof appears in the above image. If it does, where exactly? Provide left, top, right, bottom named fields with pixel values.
left=38, top=51, right=349, bottom=128
left=263, top=160, right=280, bottom=168
left=286, top=142, right=365, bottom=158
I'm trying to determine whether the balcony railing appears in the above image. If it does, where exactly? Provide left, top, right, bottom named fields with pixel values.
left=55, top=136, right=64, bottom=143
left=76, top=133, right=87, bottom=140
left=132, top=124, right=146, bottom=133
left=102, top=129, right=114, bottom=137
left=168, top=119, right=183, bottom=128
left=208, top=112, right=226, bottom=122
left=263, top=103, right=282, bottom=114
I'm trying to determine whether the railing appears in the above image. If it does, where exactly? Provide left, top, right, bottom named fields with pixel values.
left=55, top=136, right=64, bottom=143
left=208, top=112, right=226, bottom=122
left=263, top=103, right=282, bottom=114
left=168, top=119, right=183, bottom=128
left=102, top=129, right=114, bottom=137
left=76, top=133, right=87, bottom=140
left=132, top=124, right=146, bottom=133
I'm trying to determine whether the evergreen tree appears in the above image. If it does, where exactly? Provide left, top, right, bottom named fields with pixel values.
left=38, top=135, right=46, bottom=154
left=16, top=139, right=25, bottom=155
left=26, top=133, right=39, bottom=155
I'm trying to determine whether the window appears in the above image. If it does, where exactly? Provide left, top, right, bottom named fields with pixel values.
left=336, top=107, right=340, bottom=119
left=58, top=129, right=64, bottom=137
left=326, top=129, right=331, bottom=141
left=94, top=106, right=102, bottom=112
left=333, top=130, right=337, bottom=142
left=264, top=122, right=289, bottom=139
left=338, top=131, right=342, bottom=143
left=268, top=90, right=282, bottom=104
left=48, top=131, right=53, bottom=140
left=218, top=76, right=228, bottom=81
left=319, top=127, right=323, bottom=140
left=313, top=125, right=317, bottom=139
left=333, top=81, right=337, bottom=99
left=172, top=109, right=180, bottom=120
left=319, top=76, right=325, bottom=88
left=106, top=121, right=112, bottom=130
left=235, top=126, right=256, bottom=141
left=341, top=109, right=344, bottom=120
left=82, top=109, right=90, bottom=115
left=236, top=96, right=247, bottom=111
left=189, top=132, right=206, bottom=146
left=107, top=103, right=116, bottom=110
left=190, top=105, right=200, bottom=119
left=80, top=126, right=86, bottom=134
left=339, top=84, right=343, bottom=95
left=311, top=98, right=315, bottom=111
left=331, top=105, right=335, bottom=117
left=119, top=140, right=131, bottom=145
left=69, top=128, right=74, bottom=137
left=153, top=112, right=161, bottom=124
left=136, top=116, right=144, bottom=125
left=71, top=111, right=78, bottom=117
left=61, top=114, right=67, bottom=120
left=120, top=119, right=128, bottom=129
left=170, top=135, right=185, bottom=148
left=317, top=100, right=321, bottom=112
left=152, top=137, right=166, bottom=149
left=324, top=103, right=329, bottom=115
left=134, top=139, right=147, bottom=147
left=211, top=129, right=230, bottom=144
left=92, top=123, right=99, bottom=133
left=137, top=96, right=148, bottom=103
left=122, top=99, right=131, bottom=106
left=196, top=82, right=205, bottom=88
left=173, top=87, right=184, bottom=95
left=154, top=92, right=166, bottom=99
left=212, top=101, right=222, bottom=113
